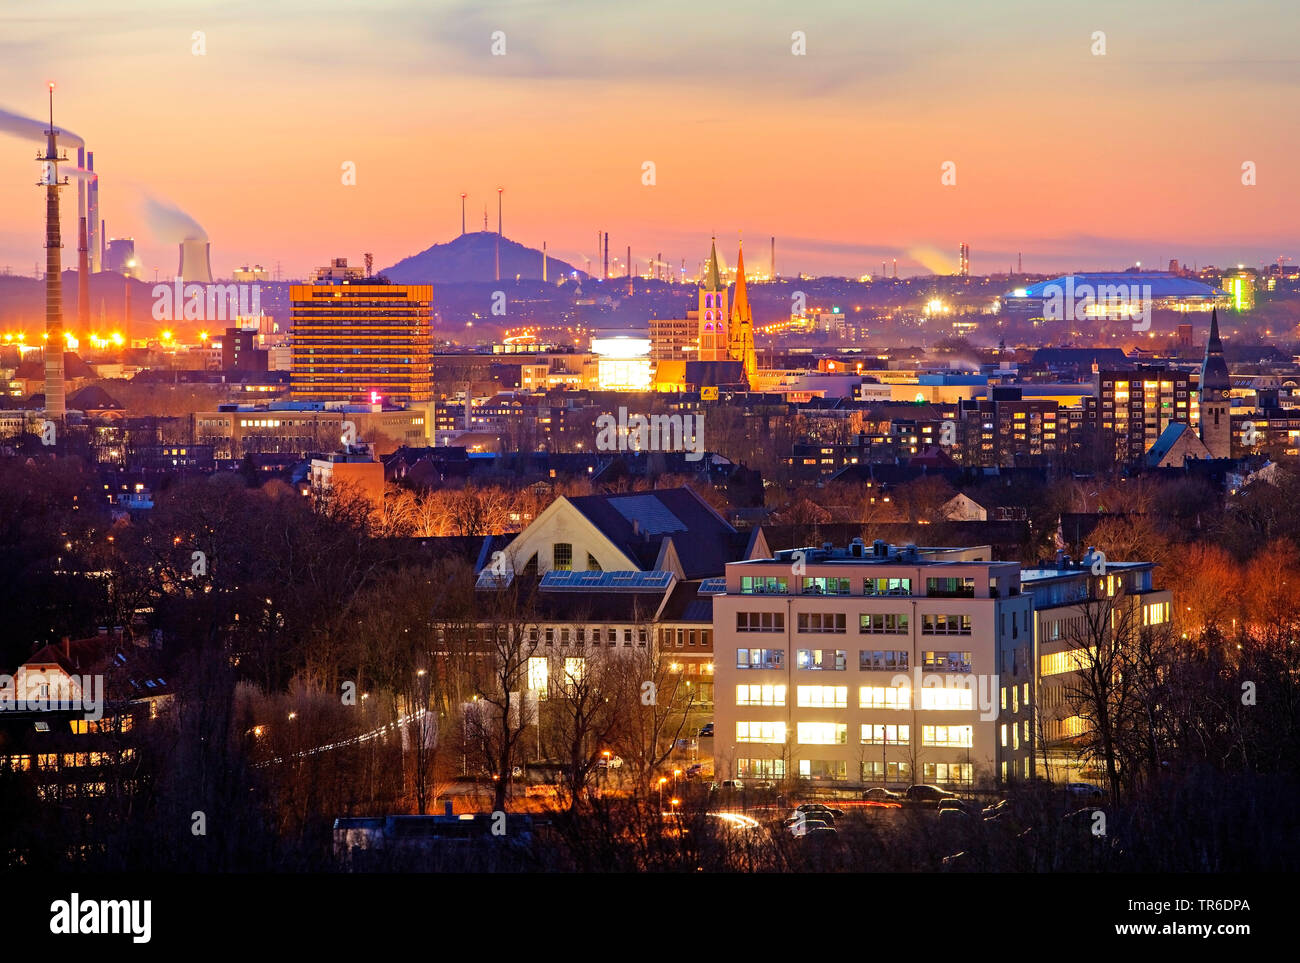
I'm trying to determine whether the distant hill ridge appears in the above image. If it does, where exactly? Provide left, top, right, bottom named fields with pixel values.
left=383, top=232, right=586, bottom=284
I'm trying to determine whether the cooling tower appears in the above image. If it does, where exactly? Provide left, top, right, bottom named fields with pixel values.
left=178, top=239, right=213, bottom=283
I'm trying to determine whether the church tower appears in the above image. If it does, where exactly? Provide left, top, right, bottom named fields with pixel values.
left=1199, top=308, right=1232, bottom=458
left=697, top=238, right=729, bottom=361
left=728, top=241, right=758, bottom=385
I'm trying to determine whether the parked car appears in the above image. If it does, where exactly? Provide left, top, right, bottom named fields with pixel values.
left=905, top=784, right=957, bottom=803
left=937, top=797, right=974, bottom=815
left=796, top=803, right=845, bottom=820
left=801, top=825, right=839, bottom=841
left=1065, top=782, right=1104, bottom=799
left=697, top=723, right=714, bottom=737
left=685, top=763, right=705, bottom=779
left=982, top=799, right=1010, bottom=818
left=721, top=779, right=743, bottom=791
left=862, top=787, right=903, bottom=804
left=789, top=816, right=834, bottom=838
left=596, top=755, right=623, bottom=770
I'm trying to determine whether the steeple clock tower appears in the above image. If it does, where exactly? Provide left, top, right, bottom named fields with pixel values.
left=697, top=238, right=729, bottom=361
left=1199, top=308, right=1232, bottom=458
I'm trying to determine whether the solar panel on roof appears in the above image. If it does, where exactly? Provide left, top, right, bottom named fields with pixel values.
left=611, top=494, right=686, bottom=535
left=538, top=570, right=675, bottom=592
left=698, top=577, right=727, bottom=594
left=476, top=568, right=515, bottom=589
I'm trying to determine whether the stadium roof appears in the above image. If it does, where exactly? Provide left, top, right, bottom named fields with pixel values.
left=1013, top=273, right=1225, bottom=299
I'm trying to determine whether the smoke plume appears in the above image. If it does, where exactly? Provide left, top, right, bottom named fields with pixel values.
left=0, top=105, right=85, bottom=149
left=142, top=196, right=208, bottom=242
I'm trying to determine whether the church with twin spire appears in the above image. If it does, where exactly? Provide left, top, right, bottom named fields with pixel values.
left=694, top=238, right=757, bottom=384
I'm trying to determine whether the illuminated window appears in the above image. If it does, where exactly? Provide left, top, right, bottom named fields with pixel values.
left=796, top=685, right=847, bottom=708
left=921, top=614, right=972, bottom=635
left=861, top=724, right=909, bottom=745
left=798, top=759, right=848, bottom=780
left=736, top=647, right=784, bottom=669
left=859, top=614, right=908, bottom=635
left=919, top=687, right=973, bottom=711
left=796, top=647, right=847, bottom=669
left=527, top=657, right=548, bottom=694
left=859, top=649, right=908, bottom=670
left=862, top=761, right=910, bottom=783
left=922, top=725, right=973, bottom=748
left=553, top=543, right=572, bottom=571
left=736, top=684, right=786, bottom=706
left=737, top=721, right=786, bottom=744
left=924, top=762, right=973, bottom=786
left=860, top=685, right=911, bottom=709
left=797, top=722, right=847, bottom=745
left=737, top=758, right=785, bottom=778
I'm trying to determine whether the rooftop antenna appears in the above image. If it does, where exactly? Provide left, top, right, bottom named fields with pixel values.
left=460, top=192, right=467, bottom=235
left=495, top=187, right=503, bottom=282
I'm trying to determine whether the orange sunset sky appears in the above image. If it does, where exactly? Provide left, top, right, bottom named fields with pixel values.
left=1, top=0, right=1297, bottom=280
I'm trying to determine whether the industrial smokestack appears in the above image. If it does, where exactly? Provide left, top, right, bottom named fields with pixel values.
left=542, top=241, right=547, bottom=283
left=771, top=236, right=775, bottom=280
left=87, top=151, right=99, bottom=273
left=603, top=232, right=609, bottom=280
left=626, top=245, right=630, bottom=278
left=78, top=216, right=89, bottom=330
left=40, top=85, right=68, bottom=424
left=77, top=147, right=85, bottom=237
left=178, top=240, right=213, bottom=283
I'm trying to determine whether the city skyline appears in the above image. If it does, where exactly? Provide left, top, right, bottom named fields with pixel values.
left=1, top=0, right=1298, bottom=280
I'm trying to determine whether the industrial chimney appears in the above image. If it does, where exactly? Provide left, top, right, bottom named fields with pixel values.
left=177, top=239, right=213, bottom=283
left=86, top=151, right=100, bottom=273
left=78, top=216, right=89, bottom=329
left=40, top=84, right=68, bottom=424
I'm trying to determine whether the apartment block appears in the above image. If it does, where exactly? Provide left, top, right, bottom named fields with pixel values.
left=711, top=539, right=1032, bottom=791
left=1094, top=365, right=1194, bottom=463
left=1021, top=556, right=1172, bottom=783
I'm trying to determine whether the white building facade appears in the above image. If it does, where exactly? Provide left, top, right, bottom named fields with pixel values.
left=711, top=539, right=1033, bottom=791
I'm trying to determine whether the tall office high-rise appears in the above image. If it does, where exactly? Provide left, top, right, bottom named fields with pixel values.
left=290, top=273, right=434, bottom=405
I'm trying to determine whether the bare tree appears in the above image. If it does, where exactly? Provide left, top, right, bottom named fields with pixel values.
left=609, top=627, right=700, bottom=797
left=542, top=641, right=622, bottom=814
left=463, top=579, right=543, bottom=812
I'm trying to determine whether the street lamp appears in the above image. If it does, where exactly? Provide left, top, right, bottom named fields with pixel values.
left=658, top=776, right=668, bottom=811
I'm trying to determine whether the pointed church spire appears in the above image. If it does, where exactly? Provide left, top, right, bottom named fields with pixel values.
left=729, top=239, right=757, bottom=386
left=732, top=240, right=749, bottom=321
left=703, top=238, right=723, bottom=292
left=1208, top=307, right=1222, bottom=352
